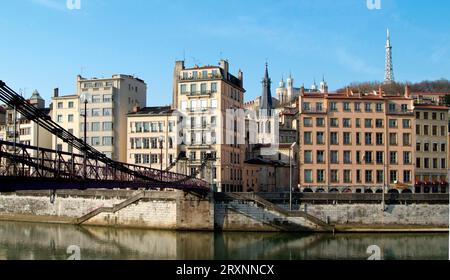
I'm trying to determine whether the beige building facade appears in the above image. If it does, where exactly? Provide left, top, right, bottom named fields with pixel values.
left=52, top=75, right=147, bottom=162
left=415, top=104, right=449, bottom=193
left=298, top=89, right=416, bottom=194
left=173, top=60, right=246, bottom=192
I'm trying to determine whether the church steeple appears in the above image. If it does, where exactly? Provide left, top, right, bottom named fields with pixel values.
left=260, top=63, right=273, bottom=111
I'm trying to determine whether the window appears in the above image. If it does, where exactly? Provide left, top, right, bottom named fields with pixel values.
left=441, top=143, right=446, bottom=152
left=432, top=125, right=438, bottom=136
left=390, top=152, right=398, bottom=164
left=343, top=102, right=351, bottom=111
left=316, top=103, right=323, bottom=112
left=181, top=84, right=187, bottom=94
left=316, top=118, right=325, bottom=127
left=151, top=138, right=158, bottom=149
left=344, top=151, right=352, bottom=164
left=389, top=119, right=397, bottom=128
left=304, top=170, right=313, bottom=183
left=416, top=125, right=421, bottom=135
left=103, top=137, right=113, bottom=146
left=200, top=83, right=207, bottom=93
left=365, top=133, right=372, bottom=145
left=343, top=132, right=351, bottom=145
left=433, top=158, right=438, bottom=169
left=354, top=103, right=361, bottom=112
left=416, top=158, right=421, bottom=168
left=330, top=102, right=337, bottom=111
left=91, top=137, right=100, bottom=146
left=441, top=126, right=446, bottom=136
left=68, top=114, right=74, bottom=123
left=68, top=101, right=74, bottom=108
left=304, top=132, right=312, bottom=145
left=403, top=171, right=411, bottom=183
left=103, top=95, right=113, bottom=103
left=388, top=103, right=396, bottom=112
left=103, top=108, right=113, bottom=116
left=143, top=154, right=150, bottom=164
left=423, top=125, right=429, bottom=135
left=424, top=143, right=429, bottom=152
left=103, top=122, right=113, bottom=131
left=355, top=118, right=361, bottom=128
left=390, top=170, right=398, bottom=183
left=403, top=152, right=411, bottom=164
left=91, top=122, right=101, bottom=132
left=317, top=170, right=325, bottom=182
left=151, top=154, right=158, bottom=164
left=317, top=132, right=324, bottom=145
left=376, top=119, right=383, bottom=128
left=344, top=170, right=352, bottom=183
left=401, top=104, right=408, bottom=112
left=376, top=103, right=383, bottom=112
left=331, top=170, right=339, bottom=183
left=304, top=118, right=313, bottom=127
left=365, top=103, right=372, bottom=112
left=403, top=133, right=411, bottom=146
left=441, top=159, right=446, bottom=169
left=57, top=102, right=63, bottom=109
left=433, top=143, right=438, bottom=152
left=57, top=115, right=63, bottom=123
left=92, top=95, right=101, bottom=103
left=211, top=99, right=218, bottom=109
left=424, top=158, right=430, bottom=169
left=356, top=170, right=362, bottom=183
left=365, top=119, right=372, bottom=128
left=403, top=119, right=411, bottom=129
left=330, top=132, right=339, bottom=145
left=190, top=84, right=197, bottom=93
left=376, top=133, right=383, bottom=145
left=356, top=133, right=361, bottom=145
left=364, top=151, right=373, bottom=164
left=330, top=118, right=339, bottom=127
left=304, top=151, right=313, bottom=164
left=331, top=151, right=339, bottom=164
left=143, top=138, right=150, bottom=149
left=317, top=151, right=325, bottom=163
left=424, top=112, right=429, bottom=120
left=211, top=83, right=217, bottom=93
left=432, top=112, right=437, bottom=120
left=376, top=151, right=384, bottom=164
left=365, top=170, right=373, bottom=183
left=389, top=133, right=397, bottom=145
left=343, top=118, right=351, bottom=128
left=377, top=170, right=384, bottom=184
left=92, top=109, right=101, bottom=117
left=303, top=103, right=311, bottom=111
left=416, top=112, right=421, bottom=119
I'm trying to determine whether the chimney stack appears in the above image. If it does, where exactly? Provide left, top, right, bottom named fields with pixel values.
left=54, top=88, right=59, bottom=98
left=404, top=83, right=410, bottom=98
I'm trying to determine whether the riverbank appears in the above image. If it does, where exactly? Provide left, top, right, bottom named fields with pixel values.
left=0, top=190, right=448, bottom=233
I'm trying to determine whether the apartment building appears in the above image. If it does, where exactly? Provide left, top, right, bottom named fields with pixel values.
left=53, top=75, right=147, bottom=162
left=415, top=104, right=449, bottom=193
left=127, top=106, right=181, bottom=173
left=3, top=90, right=52, bottom=152
left=298, top=88, right=415, bottom=194
left=173, top=59, right=245, bottom=192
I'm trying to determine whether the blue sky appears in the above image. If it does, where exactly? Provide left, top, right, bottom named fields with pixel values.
left=0, top=0, right=449, bottom=106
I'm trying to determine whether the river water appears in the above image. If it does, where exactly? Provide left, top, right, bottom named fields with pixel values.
left=0, top=221, right=447, bottom=260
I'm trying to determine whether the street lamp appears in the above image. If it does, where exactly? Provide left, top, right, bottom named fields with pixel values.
left=80, top=92, right=91, bottom=180
left=289, top=142, right=297, bottom=211
left=158, top=136, right=164, bottom=181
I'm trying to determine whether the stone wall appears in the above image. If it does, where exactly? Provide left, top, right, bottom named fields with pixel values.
left=0, top=190, right=213, bottom=231
left=302, top=203, right=449, bottom=226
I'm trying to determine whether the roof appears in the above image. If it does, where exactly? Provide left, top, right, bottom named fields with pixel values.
left=414, top=105, right=450, bottom=110
left=127, top=106, right=175, bottom=116
left=245, top=157, right=287, bottom=167
left=412, top=92, right=449, bottom=96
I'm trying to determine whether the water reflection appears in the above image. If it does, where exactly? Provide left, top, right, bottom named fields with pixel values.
left=0, top=221, right=447, bottom=260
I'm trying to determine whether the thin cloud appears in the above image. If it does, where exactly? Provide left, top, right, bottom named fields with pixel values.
left=30, top=0, right=67, bottom=11
left=336, top=48, right=380, bottom=76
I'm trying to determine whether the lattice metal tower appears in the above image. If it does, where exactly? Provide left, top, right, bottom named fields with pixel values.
left=384, top=29, right=394, bottom=84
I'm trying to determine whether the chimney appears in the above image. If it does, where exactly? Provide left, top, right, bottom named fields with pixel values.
left=404, top=83, right=410, bottom=98
left=378, top=85, right=383, bottom=96
left=172, top=60, right=185, bottom=110
left=219, top=59, right=229, bottom=75
left=346, top=86, right=350, bottom=96
left=133, top=106, right=141, bottom=113
left=53, top=88, right=59, bottom=98
left=300, top=85, right=305, bottom=96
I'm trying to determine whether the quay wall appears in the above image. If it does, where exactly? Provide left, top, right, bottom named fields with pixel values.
left=0, top=190, right=448, bottom=231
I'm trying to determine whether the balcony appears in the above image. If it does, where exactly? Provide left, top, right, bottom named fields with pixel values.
left=179, top=74, right=222, bottom=82
left=302, top=108, right=328, bottom=114
left=387, top=109, right=414, bottom=116
left=182, top=90, right=216, bottom=97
